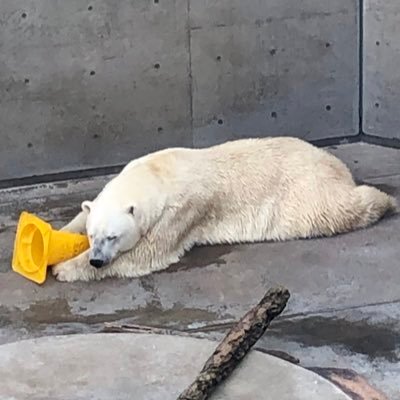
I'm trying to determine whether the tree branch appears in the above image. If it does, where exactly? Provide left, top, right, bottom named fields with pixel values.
left=176, top=286, right=290, bottom=400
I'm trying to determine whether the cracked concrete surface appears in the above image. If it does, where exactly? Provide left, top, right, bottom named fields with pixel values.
left=0, top=143, right=399, bottom=399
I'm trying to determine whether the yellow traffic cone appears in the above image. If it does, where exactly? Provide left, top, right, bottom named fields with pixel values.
left=11, top=212, right=89, bottom=284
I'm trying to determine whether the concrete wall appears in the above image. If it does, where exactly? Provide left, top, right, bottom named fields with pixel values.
left=0, top=1, right=360, bottom=181
left=191, top=0, right=359, bottom=146
left=363, top=0, right=400, bottom=141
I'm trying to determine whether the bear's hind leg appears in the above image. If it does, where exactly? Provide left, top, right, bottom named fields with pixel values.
left=309, top=184, right=397, bottom=237
left=350, top=185, right=397, bottom=229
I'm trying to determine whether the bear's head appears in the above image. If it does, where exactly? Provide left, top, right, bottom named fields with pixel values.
left=81, top=200, right=142, bottom=269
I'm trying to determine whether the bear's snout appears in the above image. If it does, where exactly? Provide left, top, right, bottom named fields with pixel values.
left=90, top=259, right=104, bottom=269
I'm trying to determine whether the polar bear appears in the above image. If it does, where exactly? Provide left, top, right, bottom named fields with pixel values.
left=52, top=137, right=397, bottom=282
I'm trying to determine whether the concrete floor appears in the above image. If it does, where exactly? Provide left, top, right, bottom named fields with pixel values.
left=0, top=143, right=399, bottom=399
left=0, top=334, right=351, bottom=400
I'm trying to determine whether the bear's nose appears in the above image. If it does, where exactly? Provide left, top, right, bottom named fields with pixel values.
left=90, top=259, right=104, bottom=269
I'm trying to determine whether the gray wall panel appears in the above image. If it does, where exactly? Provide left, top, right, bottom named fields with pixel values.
left=0, top=1, right=361, bottom=181
left=363, top=1, right=400, bottom=139
left=0, top=0, right=191, bottom=180
left=191, top=0, right=359, bottom=147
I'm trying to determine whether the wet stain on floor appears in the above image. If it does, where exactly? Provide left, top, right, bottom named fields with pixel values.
left=166, top=244, right=233, bottom=272
left=0, top=298, right=230, bottom=342
left=271, top=316, right=400, bottom=362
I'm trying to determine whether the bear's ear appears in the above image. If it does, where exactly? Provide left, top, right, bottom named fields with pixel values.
left=81, top=200, right=93, bottom=213
left=127, top=205, right=135, bottom=216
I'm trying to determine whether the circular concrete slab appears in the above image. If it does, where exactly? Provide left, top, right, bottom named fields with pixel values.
left=0, top=333, right=350, bottom=400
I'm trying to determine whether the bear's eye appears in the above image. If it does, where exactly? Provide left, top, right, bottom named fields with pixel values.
left=107, top=235, right=117, bottom=241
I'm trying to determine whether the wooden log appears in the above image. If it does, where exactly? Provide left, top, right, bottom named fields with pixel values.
left=308, top=368, right=389, bottom=400
left=176, top=286, right=290, bottom=400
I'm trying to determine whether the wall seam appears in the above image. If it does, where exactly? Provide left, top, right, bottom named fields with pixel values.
left=187, top=0, right=194, bottom=146
left=358, top=0, right=364, bottom=136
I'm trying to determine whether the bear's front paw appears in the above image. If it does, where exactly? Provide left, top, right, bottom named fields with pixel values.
left=52, top=260, right=86, bottom=282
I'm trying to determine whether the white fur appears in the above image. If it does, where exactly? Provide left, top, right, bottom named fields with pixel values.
left=52, top=137, right=397, bottom=282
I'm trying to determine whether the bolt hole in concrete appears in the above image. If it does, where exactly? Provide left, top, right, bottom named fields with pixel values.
left=27, top=142, right=33, bottom=148
left=375, top=102, right=380, bottom=108
left=325, top=42, right=331, bottom=48
left=88, top=5, right=93, bottom=10
left=216, top=55, right=222, bottom=61
left=326, top=105, right=332, bottom=111
left=90, top=70, right=96, bottom=76
left=93, top=134, right=100, bottom=139
left=217, top=119, right=224, bottom=125
left=157, top=127, right=163, bottom=133
left=271, top=111, right=278, bottom=118
left=154, top=0, right=159, bottom=3
left=154, top=63, right=161, bottom=69
left=21, top=12, right=27, bottom=18
left=376, top=40, right=380, bottom=46
left=24, top=78, right=29, bottom=84
left=270, top=48, right=277, bottom=55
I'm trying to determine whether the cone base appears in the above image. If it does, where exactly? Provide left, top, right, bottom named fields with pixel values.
left=11, top=212, right=89, bottom=284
